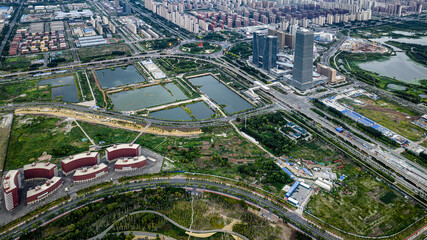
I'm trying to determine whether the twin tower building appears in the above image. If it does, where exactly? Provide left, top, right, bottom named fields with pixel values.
left=252, top=28, right=314, bottom=92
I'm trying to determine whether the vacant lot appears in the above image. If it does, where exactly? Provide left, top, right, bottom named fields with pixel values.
left=307, top=171, right=425, bottom=237
left=5, top=115, right=89, bottom=170
left=78, top=44, right=131, bottom=62
left=343, top=96, right=427, bottom=141
left=0, top=79, right=51, bottom=104
left=1, top=54, right=44, bottom=71
left=286, top=138, right=345, bottom=164
left=0, top=114, right=13, bottom=176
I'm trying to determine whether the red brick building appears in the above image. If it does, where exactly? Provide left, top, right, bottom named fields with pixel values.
left=23, top=162, right=57, bottom=181
left=114, top=156, right=147, bottom=172
left=106, top=144, right=141, bottom=162
left=73, top=163, right=108, bottom=183
left=2, top=170, right=21, bottom=211
left=61, top=152, right=100, bottom=175
left=26, top=177, right=62, bottom=205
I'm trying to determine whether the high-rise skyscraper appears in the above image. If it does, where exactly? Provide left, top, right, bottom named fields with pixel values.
left=292, top=28, right=314, bottom=91
left=114, top=0, right=120, bottom=9
left=123, top=3, right=132, bottom=15
left=252, top=32, right=278, bottom=71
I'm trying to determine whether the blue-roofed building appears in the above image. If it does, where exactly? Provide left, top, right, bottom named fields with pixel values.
left=294, top=126, right=307, bottom=135
left=282, top=167, right=295, bottom=180
left=285, top=181, right=300, bottom=198
left=336, top=127, right=344, bottom=133
left=302, top=168, right=313, bottom=176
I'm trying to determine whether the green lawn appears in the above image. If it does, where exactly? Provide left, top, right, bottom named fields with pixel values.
left=5, top=115, right=89, bottom=170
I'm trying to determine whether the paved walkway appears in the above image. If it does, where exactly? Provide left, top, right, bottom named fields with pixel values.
left=132, top=120, right=151, bottom=144
left=89, top=210, right=249, bottom=240
left=73, top=119, right=95, bottom=145
left=147, top=97, right=203, bottom=112
left=113, top=231, right=175, bottom=240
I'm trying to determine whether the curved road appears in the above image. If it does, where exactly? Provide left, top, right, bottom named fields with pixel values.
left=1, top=101, right=279, bottom=128
left=2, top=178, right=339, bottom=240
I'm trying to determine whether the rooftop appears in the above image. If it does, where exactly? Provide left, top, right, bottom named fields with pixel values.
left=115, top=156, right=147, bottom=165
left=3, top=170, right=19, bottom=191
left=23, top=162, right=56, bottom=171
left=74, top=163, right=107, bottom=176
left=27, top=177, right=61, bottom=198
left=106, top=143, right=140, bottom=152
left=62, top=152, right=98, bottom=164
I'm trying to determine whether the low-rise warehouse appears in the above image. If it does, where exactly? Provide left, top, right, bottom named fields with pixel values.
left=73, top=163, right=108, bottom=183
left=23, top=162, right=57, bottom=181
left=26, top=177, right=62, bottom=205
left=3, top=170, right=22, bottom=211
left=106, top=143, right=141, bottom=162
left=62, top=152, right=100, bottom=175
left=114, top=156, right=147, bottom=172
left=77, top=35, right=107, bottom=48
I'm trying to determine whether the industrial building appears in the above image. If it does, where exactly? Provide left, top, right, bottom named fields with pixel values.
left=291, top=28, right=314, bottom=92
left=26, top=177, right=62, bottom=205
left=23, top=162, right=57, bottom=181
left=76, top=35, right=108, bottom=48
left=252, top=32, right=278, bottom=71
left=73, top=163, right=108, bottom=183
left=285, top=181, right=300, bottom=198
left=106, top=143, right=141, bottom=162
left=61, top=152, right=100, bottom=175
left=3, top=170, right=22, bottom=211
left=114, top=156, right=147, bottom=172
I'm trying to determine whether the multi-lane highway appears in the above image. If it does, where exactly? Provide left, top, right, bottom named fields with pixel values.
left=0, top=3, right=23, bottom=59
left=1, top=177, right=339, bottom=240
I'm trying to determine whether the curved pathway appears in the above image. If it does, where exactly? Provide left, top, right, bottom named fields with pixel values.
left=89, top=210, right=249, bottom=240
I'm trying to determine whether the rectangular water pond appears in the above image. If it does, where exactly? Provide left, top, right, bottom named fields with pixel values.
left=187, top=101, right=214, bottom=119
left=95, top=65, right=146, bottom=89
left=150, top=101, right=215, bottom=120
left=188, top=75, right=252, bottom=114
left=109, top=83, right=188, bottom=111
left=37, top=75, right=75, bottom=87
left=150, top=107, right=193, bottom=121
left=52, top=84, right=79, bottom=102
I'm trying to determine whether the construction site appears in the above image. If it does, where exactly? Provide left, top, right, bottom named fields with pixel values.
left=340, top=37, right=388, bottom=53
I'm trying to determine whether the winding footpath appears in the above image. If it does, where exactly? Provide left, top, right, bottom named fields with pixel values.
left=89, top=210, right=249, bottom=240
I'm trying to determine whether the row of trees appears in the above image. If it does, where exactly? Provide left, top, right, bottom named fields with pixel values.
left=240, top=112, right=295, bottom=156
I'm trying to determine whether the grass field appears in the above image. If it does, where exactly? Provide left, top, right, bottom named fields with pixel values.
left=0, top=114, right=13, bottom=176
left=77, top=121, right=139, bottom=145
left=78, top=44, right=131, bottom=62
left=306, top=170, right=425, bottom=237
left=134, top=125, right=267, bottom=171
left=5, top=115, right=89, bottom=170
left=286, top=138, right=345, bottom=164
left=1, top=54, right=44, bottom=71
left=341, top=96, right=427, bottom=141
left=0, top=79, right=52, bottom=104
